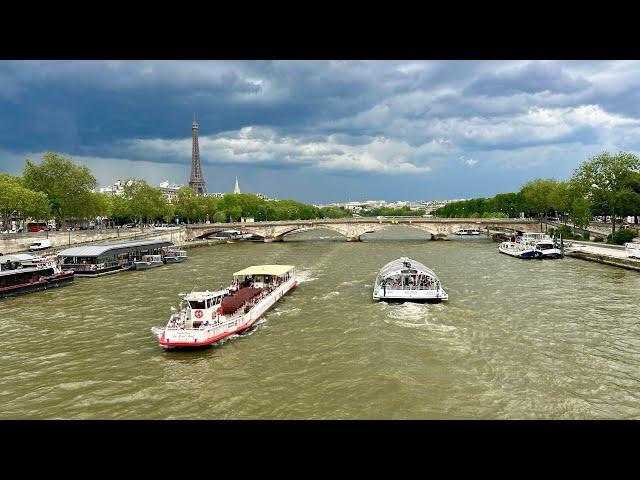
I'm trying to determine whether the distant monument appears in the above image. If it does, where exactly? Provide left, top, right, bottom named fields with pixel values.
left=189, top=116, right=207, bottom=195
left=233, top=176, right=241, bottom=194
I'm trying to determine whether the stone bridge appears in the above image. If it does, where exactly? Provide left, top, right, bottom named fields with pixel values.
left=185, top=218, right=540, bottom=242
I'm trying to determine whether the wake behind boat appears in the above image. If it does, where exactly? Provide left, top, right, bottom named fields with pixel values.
left=373, top=257, right=448, bottom=302
left=158, top=265, right=296, bottom=349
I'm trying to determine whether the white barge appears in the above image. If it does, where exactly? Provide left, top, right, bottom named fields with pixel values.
left=158, top=265, right=296, bottom=349
left=498, top=241, right=543, bottom=259
left=373, top=257, right=448, bottom=302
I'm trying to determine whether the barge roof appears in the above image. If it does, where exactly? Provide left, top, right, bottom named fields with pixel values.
left=57, top=240, right=172, bottom=258
left=233, top=265, right=295, bottom=277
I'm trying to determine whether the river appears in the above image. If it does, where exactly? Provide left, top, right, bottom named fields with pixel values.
left=1, top=228, right=639, bottom=419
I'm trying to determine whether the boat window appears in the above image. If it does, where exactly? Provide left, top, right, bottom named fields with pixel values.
left=189, top=300, right=206, bottom=309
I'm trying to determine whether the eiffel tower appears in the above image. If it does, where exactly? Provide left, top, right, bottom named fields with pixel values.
left=189, top=117, right=207, bottom=195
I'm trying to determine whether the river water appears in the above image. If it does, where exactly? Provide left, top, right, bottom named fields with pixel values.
left=1, top=228, right=639, bottom=419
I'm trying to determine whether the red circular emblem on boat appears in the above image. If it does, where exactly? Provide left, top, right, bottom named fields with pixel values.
left=194, top=310, right=203, bottom=319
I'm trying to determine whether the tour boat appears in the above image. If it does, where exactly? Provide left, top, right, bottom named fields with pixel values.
left=373, top=257, right=448, bottom=302
left=162, top=248, right=188, bottom=264
left=455, top=228, right=481, bottom=236
left=498, top=241, right=543, bottom=259
left=0, top=254, right=74, bottom=299
left=157, top=264, right=296, bottom=349
left=519, top=232, right=563, bottom=259
left=133, top=254, right=164, bottom=270
left=625, top=242, right=640, bottom=259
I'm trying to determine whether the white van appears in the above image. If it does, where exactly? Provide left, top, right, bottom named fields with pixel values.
left=29, top=239, right=51, bottom=251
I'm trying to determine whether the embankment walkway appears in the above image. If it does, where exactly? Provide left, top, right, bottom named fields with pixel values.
left=565, top=241, right=640, bottom=272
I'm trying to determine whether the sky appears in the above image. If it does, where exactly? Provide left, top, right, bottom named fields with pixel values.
left=1, top=60, right=640, bottom=203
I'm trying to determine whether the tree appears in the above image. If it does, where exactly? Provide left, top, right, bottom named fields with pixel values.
left=22, top=152, right=97, bottom=229
left=569, top=197, right=591, bottom=233
left=549, top=181, right=573, bottom=223
left=175, top=186, right=204, bottom=223
left=0, top=173, right=50, bottom=229
left=123, top=180, right=167, bottom=227
left=571, top=151, right=640, bottom=233
left=520, top=178, right=558, bottom=229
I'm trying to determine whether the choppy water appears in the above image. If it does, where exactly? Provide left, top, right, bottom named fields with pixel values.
left=1, top=228, right=639, bottom=419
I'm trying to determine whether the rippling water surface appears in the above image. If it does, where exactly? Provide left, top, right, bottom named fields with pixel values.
left=1, top=228, right=639, bottom=419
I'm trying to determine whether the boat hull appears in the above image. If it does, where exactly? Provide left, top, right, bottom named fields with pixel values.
left=373, top=288, right=448, bottom=302
left=0, top=271, right=74, bottom=299
left=133, top=261, right=164, bottom=270
left=164, top=256, right=187, bottom=264
left=498, top=247, right=543, bottom=259
left=159, top=279, right=297, bottom=349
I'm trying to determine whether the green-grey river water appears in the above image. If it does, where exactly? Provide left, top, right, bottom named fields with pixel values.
left=1, top=228, right=639, bottom=419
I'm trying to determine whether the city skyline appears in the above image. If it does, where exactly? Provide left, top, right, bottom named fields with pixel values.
left=2, top=61, right=640, bottom=203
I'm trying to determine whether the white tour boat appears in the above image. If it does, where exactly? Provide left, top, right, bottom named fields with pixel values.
left=158, top=264, right=296, bottom=349
left=373, top=257, right=448, bottom=302
left=498, top=241, right=543, bottom=259
left=455, top=228, right=481, bottom=236
left=162, top=248, right=188, bottom=264
left=625, top=242, right=640, bottom=259
left=519, top=232, right=563, bottom=259
left=133, top=254, right=164, bottom=270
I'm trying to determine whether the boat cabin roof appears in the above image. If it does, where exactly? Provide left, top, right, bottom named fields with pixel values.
left=184, top=290, right=226, bottom=302
left=233, top=265, right=295, bottom=277
left=378, top=257, right=440, bottom=280
left=57, top=240, right=172, bottom=258
left=0, top=253, right=39, bottom=263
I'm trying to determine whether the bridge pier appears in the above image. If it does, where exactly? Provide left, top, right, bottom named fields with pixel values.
left=263, top=236, right=284, bottom=243
left=431, top=233, right=449, bottom=241
left=346, top=236, right=362, bottom=242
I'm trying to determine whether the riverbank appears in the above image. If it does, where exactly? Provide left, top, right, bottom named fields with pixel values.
left=565, top=241, right=640, bottom=272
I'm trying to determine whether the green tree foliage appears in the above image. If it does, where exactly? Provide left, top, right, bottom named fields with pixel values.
left=434, top=192, right=528, bottom=218
left=607, top=229, right=636, bottom=245
left=571, top=151, right=640, bottom=233
left=22, top=152, right=97, bottom=229
left=175, top=186, right=205, bottom=223
left=359, top=206, right=425, bottom=217
left=0, top=173, right=50, bottom=228
left=123, top=180, right=168, bottom=227
left=318, top=206, right=351, bottom=219
left=521, top=178, right=558, bottom=223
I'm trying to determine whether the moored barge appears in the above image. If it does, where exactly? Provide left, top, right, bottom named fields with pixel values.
left=57, top=240, right=172, bottom=276
left=0, top=254, right=74, bottom=298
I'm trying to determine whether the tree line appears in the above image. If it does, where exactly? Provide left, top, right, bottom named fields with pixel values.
left=434, top=151, right=640, bottom=234
left=0, top=152, right=359, bottom=230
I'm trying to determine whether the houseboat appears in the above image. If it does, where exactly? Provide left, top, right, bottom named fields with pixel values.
left=57, top=240, right=172, bottom=277
left=625, top=242, right=640, bottom=259
left=498, top=241, right=543, bottom=259
left=133, top=254, right=164, bottom=270
left=1, top=254, right=74, bottom=298
left=162, top=248, right=188, bottom=263
left=519, top=232, right=563, bottom=259
left=157, top=264, right=296, bottom=349
left=373, top=257, right=448, bottom=302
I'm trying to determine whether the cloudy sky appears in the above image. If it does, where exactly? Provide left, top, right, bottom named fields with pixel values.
left=1, top=60, right=639, bottom=203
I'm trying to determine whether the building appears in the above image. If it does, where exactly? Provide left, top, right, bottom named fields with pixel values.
left=159, top=181, right=182, bottom=204
left=97, top=179, right=126, bottom=196
left=233, top=176, right=241, bottom=194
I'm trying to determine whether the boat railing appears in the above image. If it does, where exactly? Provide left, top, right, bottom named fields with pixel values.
left=381, top=284, right=440, bottom=291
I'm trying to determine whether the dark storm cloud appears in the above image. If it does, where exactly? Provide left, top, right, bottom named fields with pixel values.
left=1, top=60, right=640, bottom=202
